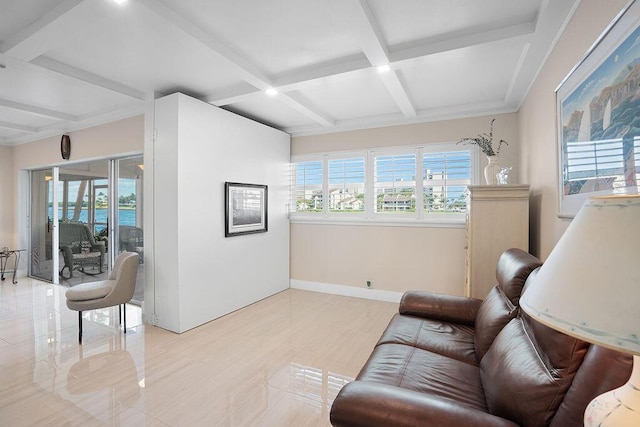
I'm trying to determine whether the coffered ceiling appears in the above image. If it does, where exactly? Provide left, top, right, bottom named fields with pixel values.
left=0, top=0, right=580, bottom=145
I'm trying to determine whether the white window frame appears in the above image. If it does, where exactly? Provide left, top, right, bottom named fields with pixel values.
left=290, top=142, right=479, bottom=227
left=326, top=152, right=368, bottom=217
left=370, top=147, right=419, bottom=219
left=290, top=156, right=325, bottom=215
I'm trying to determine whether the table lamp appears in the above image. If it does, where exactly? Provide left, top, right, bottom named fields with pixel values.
left=520, top=194, right=640, bottom=426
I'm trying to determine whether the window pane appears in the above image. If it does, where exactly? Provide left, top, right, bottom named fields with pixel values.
left=328, top=158, right=365, bottom=213
left=294, top=161, right=323, bottom=212
left=374, top=154, right=416, bottom=213
left=423, top=151, right=470, bottom=213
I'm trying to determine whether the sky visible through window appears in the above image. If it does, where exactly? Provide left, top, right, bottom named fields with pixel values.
left=61, top=179, right=137, bottom=202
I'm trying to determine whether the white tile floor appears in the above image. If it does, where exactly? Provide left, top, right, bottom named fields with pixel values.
left=0, top=278, right=397, bottom=426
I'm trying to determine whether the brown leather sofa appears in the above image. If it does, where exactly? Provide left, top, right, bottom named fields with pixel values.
left=330, top=249, right=632, bottom=427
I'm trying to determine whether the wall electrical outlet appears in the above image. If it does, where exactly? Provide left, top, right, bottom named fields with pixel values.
left=366, top=280, right=372, bottom=288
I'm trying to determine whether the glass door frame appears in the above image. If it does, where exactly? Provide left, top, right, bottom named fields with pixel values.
left=28, top=156, right=143, bottom=302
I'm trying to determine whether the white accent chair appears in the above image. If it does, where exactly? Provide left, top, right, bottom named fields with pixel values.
left=66, top=252, right=139, bottom=343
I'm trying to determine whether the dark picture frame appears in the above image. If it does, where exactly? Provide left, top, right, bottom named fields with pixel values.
left=555, top=0, right=640, bottom=218
left=224, top=182, right=268, bottom=237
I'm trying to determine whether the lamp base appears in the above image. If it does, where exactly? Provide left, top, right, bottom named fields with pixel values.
left=584, top=355, right=640, bottom=426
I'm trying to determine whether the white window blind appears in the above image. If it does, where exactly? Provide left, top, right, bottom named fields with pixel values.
left=422, top=150, right=470, bottom=214
left=328, top=157, right=365, bottom=213
left=293, top=160, right=323, bottom=213
left=374, top=153, right=417, bottom=213
left=290, top=143, right=475, bottom=224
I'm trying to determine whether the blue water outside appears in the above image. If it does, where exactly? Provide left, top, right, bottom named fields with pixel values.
left=49, top=208, right=137, bottom=228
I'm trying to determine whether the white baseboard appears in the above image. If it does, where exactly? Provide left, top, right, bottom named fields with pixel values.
left=290, top=279, right=403, bottom=303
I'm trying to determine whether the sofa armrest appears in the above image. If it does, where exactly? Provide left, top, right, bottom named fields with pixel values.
left=330, top=382, right=517, bottom=427
left=399, top=291, right=482, bottom=326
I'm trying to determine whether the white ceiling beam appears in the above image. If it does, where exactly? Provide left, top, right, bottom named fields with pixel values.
left=137, top=0, right=272, bottom=91
left=206, top=57, right=371, bottom=106
left=347, top=1, right=390, bottom=67
left=203, top=86, right=263, bottom=106
left=1, top=0, right=87, bottom=61
left=0, top=98, right=78, bottom=121
left=274, top=55, right=371, bottom=92
left=286, top=99, right=515, bottom=138
left=0, top=121, right=38, bottom=133
left=504, top=43, right=531, bottom=106
left=345, top=0, right=417, bottom=118
left=390, top=22, right=536, bottom=65
left=199, top=16, right=539, bottom=113
left=137, top=0, right=333, bottom=128
left=278, top=93, right=335, bottom=128
left=3, top=104, right=144, bottom=147
left=505, top=0, right=581, bottom=109
left=31, top=56, right=146, bottom=101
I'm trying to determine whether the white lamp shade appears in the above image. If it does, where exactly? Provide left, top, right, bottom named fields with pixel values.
left=521, top=195, right=640, bottom=355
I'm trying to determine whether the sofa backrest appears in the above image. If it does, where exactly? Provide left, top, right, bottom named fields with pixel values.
left=473, top=249, right=542, bottom=360
left=549, top=344, right=632, bottom=426
left=480, top=309, right=590, bottom=427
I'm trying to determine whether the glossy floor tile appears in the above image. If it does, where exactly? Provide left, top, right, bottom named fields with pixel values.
left=0, top=278, right=398, bottom=426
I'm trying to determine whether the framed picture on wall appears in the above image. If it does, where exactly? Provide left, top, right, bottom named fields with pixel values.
left=224, top=182, right=268, bottom=237
left=555, top=0, right=640, bottom=218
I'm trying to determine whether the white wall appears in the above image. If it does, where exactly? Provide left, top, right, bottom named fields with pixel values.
left=152, top=93, right=290, bottom=333
left=290, top=113, right=519, bottom=298
left=519, top=0, right=628, bottom=259
left=0, top=146, right=13, bottom=247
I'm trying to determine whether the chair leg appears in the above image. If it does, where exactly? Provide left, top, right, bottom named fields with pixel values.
left=78, top=311, right=83, bottom=344
left=119, top=304, right=122, bottom=325
left=123, top=304, right=127, bottom=334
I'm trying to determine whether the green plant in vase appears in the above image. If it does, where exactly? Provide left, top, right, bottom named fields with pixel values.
left=457, top=119, right=509, bottom=184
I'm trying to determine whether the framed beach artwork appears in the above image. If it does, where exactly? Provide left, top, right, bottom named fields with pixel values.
left=224, top=182, right=268, bottom=237
left=556, top=0, right=640, bottom=218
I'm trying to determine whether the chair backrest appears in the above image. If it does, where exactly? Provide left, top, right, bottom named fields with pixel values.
left=59, top=222, right=96, bottom=247
left=107, top=252, right=139, bottom=304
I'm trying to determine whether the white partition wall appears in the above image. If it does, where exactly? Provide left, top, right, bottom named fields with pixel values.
left=152, top=93, right=290, bottom=333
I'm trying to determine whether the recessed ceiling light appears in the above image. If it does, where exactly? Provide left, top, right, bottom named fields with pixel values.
left=376, top=64, right=391, bottom=73
left=113, top=0, right=127, bottom=4
left=265, top=88, right=278, bottom=96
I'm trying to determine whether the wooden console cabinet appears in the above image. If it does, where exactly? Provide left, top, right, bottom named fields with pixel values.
left=465, top=185, right=530, bottom=299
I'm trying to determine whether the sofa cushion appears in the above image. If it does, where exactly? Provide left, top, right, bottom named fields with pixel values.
left=480, top=314, right=589, bottom=427
left=357, top=343, right=488, bottom=412
left=330, top=381, right=518, bottom=427
left=377, top=314, right=477, bottom=365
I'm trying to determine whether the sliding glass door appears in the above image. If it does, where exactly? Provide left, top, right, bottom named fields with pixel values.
left=30, top=168, right=59, bottom=283
left=115, top=156, right=144, bottom=304
left=28, top=156, right=144, bottom=303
